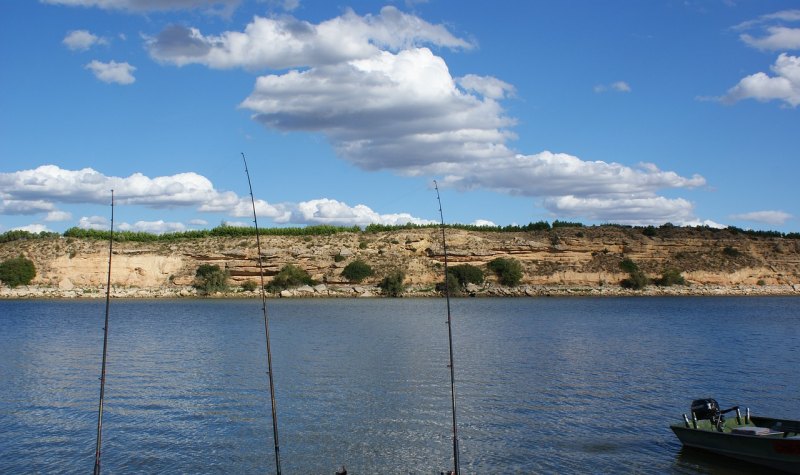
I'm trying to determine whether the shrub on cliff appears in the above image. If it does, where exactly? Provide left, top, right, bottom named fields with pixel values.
left=655, top=268, right=686, bottom=286
left=436, top=272, right=463, bottom=296
left=194, top=264, right=229, bottom=294
left=342, top=259, right=374, bottom=283
left=619, top=258, right=648, bottom=290
left=267, top=264, right=315, bottom=292
left=448, top=264, right=484, bottom=288
left=378, top=270, right=406, bottom=297
left=0, top=256, right=36, bottom=288
left=487, top=258, right=523, bottom=286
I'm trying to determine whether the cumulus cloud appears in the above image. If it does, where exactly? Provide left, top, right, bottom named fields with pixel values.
left=283, top=198, right=435, bottom=226
left=722, top=53, right=800, bottom=107
left=144, top=6, right=706, bottom=226
left=63, top=30, right=108, bottom=51
left=594, top=81, right=631, bottom=93
left=78, top=216, right=109, bottom=230
left=1, top=165, right=430, bottom=227
left=42, top=0, right=239, bottom=14
left=730, top=210, right=792, bottom=226
left=241, top=47, right=516, bottom=172
left=146, top=6, right=471, bottom=70
left=118, top=220, right=187, bottom=233
left=85, top=60, right=136, bottom=85
left=472, top=219, right=496, bottom=227
left=45, top=210, right=73, bottom=222
left=736, top=9, right=800, bottom=50
left=543, top=195, right=696, bottom=226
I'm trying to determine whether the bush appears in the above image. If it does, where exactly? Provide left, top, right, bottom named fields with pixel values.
left=267, top=264, right=315, bottom=292
left=447, top=264, right=484, bottom=288
left=0, top=256, right=36, bottom=287
left=655, top=268, right=685, bottom=286
left=194, top=264, right=229, bottom=294
left=241, top=280, right=258, bottom=292
left=619, top=259, right=648, bottom=290
left=378, top=270, right=406, bottom=297
left=436, top=272, right=463, bottom=296
left=342, top=259, right=374, bottom=283
left=333, top=253, right=346, bottom=262
left=487, top=258, right=523, bottom=286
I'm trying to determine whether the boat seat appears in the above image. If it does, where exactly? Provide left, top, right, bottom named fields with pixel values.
left=732, top=426, right=783, bottom=436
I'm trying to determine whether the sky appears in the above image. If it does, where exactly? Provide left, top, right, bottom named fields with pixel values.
left=1, top=0, right=798, bottom=235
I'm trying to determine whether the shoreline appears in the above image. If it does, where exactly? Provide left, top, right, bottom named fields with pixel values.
left=2, top=283, right=799, bottom=299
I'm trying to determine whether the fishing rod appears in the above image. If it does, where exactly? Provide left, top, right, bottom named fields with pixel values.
left=241, top=153, right=282, bottom=475
left=434, top=180, right=460, bottom=475
left=93, top=190, right=114, bottom=475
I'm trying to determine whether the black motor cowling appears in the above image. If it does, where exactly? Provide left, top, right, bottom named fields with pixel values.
left=691, top=398, right=720, bottom=421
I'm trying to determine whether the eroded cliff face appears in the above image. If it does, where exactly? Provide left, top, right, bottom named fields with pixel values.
left=2, top=226, right=799, bottom=293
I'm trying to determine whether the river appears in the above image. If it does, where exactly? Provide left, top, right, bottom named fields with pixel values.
left=1, top=297, right=798, bottom=474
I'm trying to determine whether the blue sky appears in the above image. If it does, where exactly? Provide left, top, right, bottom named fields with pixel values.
left=1, top=0, right=798, bottom=234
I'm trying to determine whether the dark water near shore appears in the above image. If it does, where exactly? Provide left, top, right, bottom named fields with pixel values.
left=1, top=297, right=798, bottom=474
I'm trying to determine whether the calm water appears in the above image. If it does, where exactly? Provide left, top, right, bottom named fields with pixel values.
left=0, top=297, right=798, bottom=474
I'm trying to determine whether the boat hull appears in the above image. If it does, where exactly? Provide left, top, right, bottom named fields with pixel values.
left=671, top=424, right=800, bottom=474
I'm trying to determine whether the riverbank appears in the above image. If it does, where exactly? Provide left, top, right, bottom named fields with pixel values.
left=2, top=282, right=798, bottom=299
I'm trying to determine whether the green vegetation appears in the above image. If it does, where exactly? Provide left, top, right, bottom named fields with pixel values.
left=487, top=258, right=523, bottom=286
left=0, top=230, right=60, bottom=243
left=552, top=220, right=583, bottom=228
left=447, top=264, right=484, bottom=288
left=378, top=270, right=406, bottom=297
left=241, top=280, right=258, bottom=292
left=267, top=264, right=315, bottom=292
left=436, top=272, right=463, bottom=296
left=62, top=224, right=361, bottom=242
left=0, top=256, right=36, bottom=287
left=655, top=268, right=686, bottom=286
left=341, top=259, right=374, bottom=283
left=619, top=258, right=648, bottom=290
left=193, top=264, right=229, bottom=294
left=333, top=253, right=346, bottom=262
left=642, top=226, right=657, bottom=237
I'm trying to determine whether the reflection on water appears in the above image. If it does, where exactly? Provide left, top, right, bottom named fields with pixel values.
left=0, top=297, right=798, bottom=473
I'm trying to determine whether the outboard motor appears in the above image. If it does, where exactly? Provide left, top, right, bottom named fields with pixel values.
left=691, top=398, right=721, bottom=422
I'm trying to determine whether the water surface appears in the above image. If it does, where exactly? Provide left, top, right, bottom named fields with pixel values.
left=1, top=297, right=798, bottom=473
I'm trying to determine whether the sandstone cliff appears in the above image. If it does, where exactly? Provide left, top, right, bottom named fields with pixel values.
left=1, top=226, right=799, bottom=297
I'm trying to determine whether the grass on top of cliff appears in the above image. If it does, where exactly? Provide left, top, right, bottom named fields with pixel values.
left=1, top=222, right=799, bottom=245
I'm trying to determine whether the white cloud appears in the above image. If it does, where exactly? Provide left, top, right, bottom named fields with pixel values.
left=78, top=216, right=109, bottom=230
left=736, top=9, right=800, bottom=50
left=0, top=199, right=55, bottom=215
left=543, top=195, right=696, bottom=226
left=63, top=30, right=108, bottom=51
left=45, top=210, right=73, bottom=222
left=85, top=60, right=136, bottom=85
left=146, top=6, right=471, bottom=70
left=1, top=165, right=431, bottom=227
left=142, top=7, right=706, bottom=227
left=741, top=27, right=800, bottom=51
left=439, top=152, right=705, bottom=197
left=118, top=220, right=187, bottom=234
left=284, top=198, right=435, bottom=226
left=472, top=219, right=496, bottom=227
left=594, top=81, right=631, bottom=93
left=241, top=47, right=515, bottom=172
left=189, top=218, right=208, bottom=226
left=11, top=224, right=52, bottom=233
left=722, top=53, right=800, bottom=107
left=42, top=0, right=239, bottom=14
left=730, top=210, right=792, bottom=226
